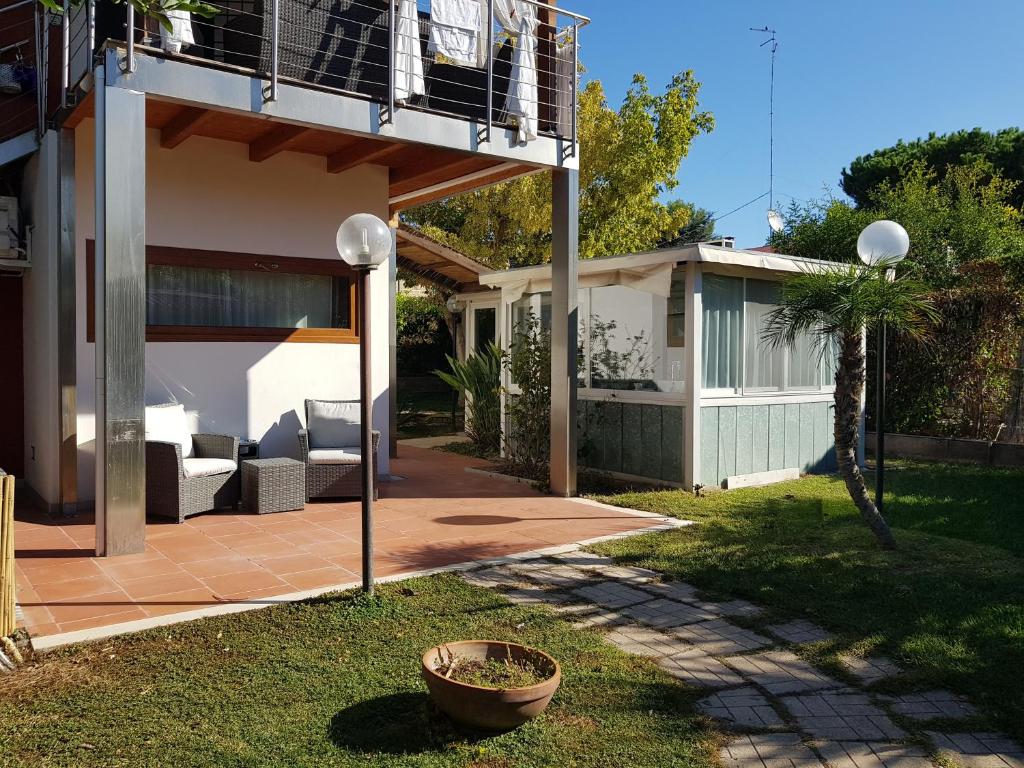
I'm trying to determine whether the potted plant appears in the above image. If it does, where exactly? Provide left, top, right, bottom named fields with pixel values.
left=421, top=640, right=561, bottom=730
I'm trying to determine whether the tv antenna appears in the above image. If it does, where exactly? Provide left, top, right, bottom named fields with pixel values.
left=750, top=25, right=778, bottom=215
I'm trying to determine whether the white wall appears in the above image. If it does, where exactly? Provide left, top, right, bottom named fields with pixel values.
left=20, top=131, right=61, bottom=505
left=74, top=123, right=392, bottom=502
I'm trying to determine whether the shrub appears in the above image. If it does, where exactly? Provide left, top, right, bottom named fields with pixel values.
left=503, top=313, right=551, bottom=483
left=435, top=343, right=501, bottom=455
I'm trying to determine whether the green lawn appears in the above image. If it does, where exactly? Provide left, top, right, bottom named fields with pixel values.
left=0, top=576, right=717, bottom=768
left=591, top=462, right=1024, bottom=742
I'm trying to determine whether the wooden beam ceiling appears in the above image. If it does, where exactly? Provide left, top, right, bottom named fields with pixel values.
left=248, top=123, right=312, bottom=162
left=326, top=138, right=406, bottom=174
left=160, top=107, right=216, bottom=149
left=389, top=154, right=498, bottom=198
left=390, top=163, right=533, bottom=213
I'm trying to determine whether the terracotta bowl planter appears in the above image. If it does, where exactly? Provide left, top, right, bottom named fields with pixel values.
left=421, top=640, right=561, bottom=731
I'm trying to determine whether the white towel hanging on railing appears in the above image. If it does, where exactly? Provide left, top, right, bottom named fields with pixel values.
left=161, top=9, right=194, bottom=54
left=395, top=0, right=425, bottom=101
left=429, top=0, right=482, bottom=67
left=494, top=0, right=538, bottom=144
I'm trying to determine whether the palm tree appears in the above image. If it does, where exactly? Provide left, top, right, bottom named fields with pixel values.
left=764, top=264, right=937, bottom=549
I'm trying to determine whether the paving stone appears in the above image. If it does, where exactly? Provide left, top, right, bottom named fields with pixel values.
left=768, top=620, right=834, bottom=645
left=781, top=691, right=905, bottom=741
left=572, top=581, right=653, bottom=610
left=461, top=567, right=525, bottom=589
left=548, top=551, right=615, bottom=568
left=588, top=564, right=661, bottom=584
left=504, top=560, right=554, bottom=575
left=698, top=686, right=786, bottom=729
left=640, top=580, right=701, bottom=602
left=839, top=654, right=902, bottom=685
left=571, top=608, right=628, bottom=630
left=879, top=691, right=978, bottom=721
left=603, top=624, right=688, bottom=657
left=519, top=564, right=592, bottom=590
left=502, top=586, right=574, bottom=607
left=720, top=733, right=824, bottom=768
left=658, top=648, right=746, bottom=689
left=926, top=732, right=1024, bottom=768
left=673, top=619, right=774, bottom=655
left=724, top=651, right=842, bottom=695
left=620, top=597, right=720, bottom=629
left=813, top=740, right=932, bottom=768
left=711, top=598, right=767, bottom=618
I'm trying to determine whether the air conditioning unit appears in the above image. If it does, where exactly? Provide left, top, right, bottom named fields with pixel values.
left=0, top=197, right=20, bottom=259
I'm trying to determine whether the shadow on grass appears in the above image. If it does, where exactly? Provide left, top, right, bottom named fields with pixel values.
left=328, top=692, right=490, bottom=755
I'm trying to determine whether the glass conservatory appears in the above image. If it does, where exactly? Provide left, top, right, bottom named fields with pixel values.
left=453, top=243, right=853, bottom=489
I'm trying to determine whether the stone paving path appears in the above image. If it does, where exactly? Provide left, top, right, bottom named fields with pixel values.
left=459, top=544, right=1023, bottom=768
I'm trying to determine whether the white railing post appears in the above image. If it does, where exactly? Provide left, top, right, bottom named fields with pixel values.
left=122, top=1, right=135, bottom=72
left=570, top=22, right=578, bottom=157
left=484, top=0, right=493, bottom=142
left=384, top=0, right=395, bottom=125
left=61, top=0, right=69, bottom=107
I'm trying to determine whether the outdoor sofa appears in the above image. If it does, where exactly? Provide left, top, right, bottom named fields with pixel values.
left=298, top=398, right=379, bottom=501
left=144, top=403, right=240, bottom=522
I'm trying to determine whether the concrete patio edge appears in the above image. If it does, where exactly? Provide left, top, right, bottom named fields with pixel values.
left=29, top=502, right=690, bottom=651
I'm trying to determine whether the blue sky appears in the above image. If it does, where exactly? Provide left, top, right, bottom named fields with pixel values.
left=569, top=0, right=1024, bottom=248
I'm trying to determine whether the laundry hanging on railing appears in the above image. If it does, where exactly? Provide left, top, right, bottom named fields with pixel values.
left=395, top=0, right=425, bottom=101
left=494, top=0, right=538, bottom=144
left=161, top=9, right=194, bottom=54
left=428, top=0, right=483, bottom=68
left=555, top=28, right=574, bottom=137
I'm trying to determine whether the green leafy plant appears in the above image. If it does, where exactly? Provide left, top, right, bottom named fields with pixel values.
left=764, top=264, right=938, bottom=549
left=435, top=344, right=501, bottom=456
left=39, top=0, right=217, bottom=32
left=503, top=313, right=551, bottom=483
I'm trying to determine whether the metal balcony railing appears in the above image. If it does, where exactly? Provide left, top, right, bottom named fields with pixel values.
left=60, top=0, right=586, bottom=152
left=0, top=0, right=44, bottom=146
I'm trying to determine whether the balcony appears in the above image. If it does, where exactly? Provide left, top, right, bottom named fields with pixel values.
left=61, top=0, right=584, bottom=165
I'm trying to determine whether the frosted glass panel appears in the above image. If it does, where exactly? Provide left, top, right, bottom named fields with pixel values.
left=587, top=284, right=665, bottom=391
left=744, top=279, right=785, bottom=391
left=147, top=265, right=349, bottom=329
left=702, top=275, right=743, bottom=390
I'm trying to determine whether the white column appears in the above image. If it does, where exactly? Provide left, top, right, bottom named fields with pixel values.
left=683, top=261, right=703, bottom=490
left=549, top=168, right=578, bottom=497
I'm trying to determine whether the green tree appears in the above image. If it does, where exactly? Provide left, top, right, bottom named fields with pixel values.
left=659, top=201, right=717, bottom=247
left=842, top=128, right=1024, bottom=210
left=770, top=164, right=1024, bottom=438
left=404, top=72, right=714, bottom=268
left=765, top=266, right=937, bottom=549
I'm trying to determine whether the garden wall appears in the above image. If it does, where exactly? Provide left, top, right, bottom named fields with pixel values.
left=865, top=432, right=1024, bottom=468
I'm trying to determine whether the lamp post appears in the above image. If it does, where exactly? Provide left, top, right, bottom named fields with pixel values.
left=856, top=220, right=910, bottom=516
left=336, top=213, right=393, bottom=595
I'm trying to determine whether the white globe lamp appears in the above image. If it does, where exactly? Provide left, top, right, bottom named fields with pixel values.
left=336, top=213, right=393, bottom=270
left=856, top=220, right=909, bottom=267
left=336, top=212, right=393, bottom=596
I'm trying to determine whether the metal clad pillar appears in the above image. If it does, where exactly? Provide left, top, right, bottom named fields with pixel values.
left=388, top=224, right=398, bottom=460
left=94, top=67, right=146, bottom=556
left=683, top=261, right=703, bottom=490
left=58, top=128, right=77, bottom=516
left=549, top=168, right=578, bottom=497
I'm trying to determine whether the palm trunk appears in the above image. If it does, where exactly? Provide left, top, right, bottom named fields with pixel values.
left=834, top=331, right=897, bottom=549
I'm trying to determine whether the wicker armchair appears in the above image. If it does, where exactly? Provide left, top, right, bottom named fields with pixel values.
left=298, top=399, right=379, bottom=501
left=146, top=432, right=240, bottom=523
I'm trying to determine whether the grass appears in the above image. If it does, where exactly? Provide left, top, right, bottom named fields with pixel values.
left=590, top=462, right=1024, bottom=742
left=0, top=576, right=718, bottom=768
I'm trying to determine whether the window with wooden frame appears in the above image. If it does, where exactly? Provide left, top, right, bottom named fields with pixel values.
left=86, top=242, right=359, bottom=343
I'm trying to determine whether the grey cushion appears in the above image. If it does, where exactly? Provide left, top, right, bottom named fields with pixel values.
left=307, top=400, right=361, bottom=449
left=182, top=457, right=237, bottom=479
left=307, top=447, right=362, bottom=465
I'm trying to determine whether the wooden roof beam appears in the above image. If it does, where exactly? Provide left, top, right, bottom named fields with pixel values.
left=389, top=155, right=496, bottom=197
left=327, top=139, right=406, bottom=174
left=248, top=123, right=312, bottom=162
left=160, top=107, right=217, bottom=149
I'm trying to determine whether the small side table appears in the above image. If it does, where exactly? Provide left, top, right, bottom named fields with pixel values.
left=241, top=458, right=305, bottom=515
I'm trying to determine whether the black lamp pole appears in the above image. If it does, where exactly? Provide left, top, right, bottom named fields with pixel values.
left=875, top=319, right=886, bottom=515
left=357, top=265, right=375, bottom=595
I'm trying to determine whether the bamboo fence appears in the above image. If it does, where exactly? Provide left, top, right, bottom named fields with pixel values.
left=0, top=471, right=15, bottom=638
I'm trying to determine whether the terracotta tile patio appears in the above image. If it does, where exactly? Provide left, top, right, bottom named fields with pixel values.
left=13, top=446, right=666, bottom=644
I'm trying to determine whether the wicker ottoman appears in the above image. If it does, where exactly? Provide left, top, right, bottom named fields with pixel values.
left=241, top=458, right=305, bottom=515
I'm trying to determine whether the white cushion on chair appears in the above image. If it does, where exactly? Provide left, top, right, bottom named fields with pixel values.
left=145, top=403, right=194, bottom=458
left=307, top=447, right=362, bottom=465
left=182, top=457, right=236, bottom=479
left=307, top=400, right=361, bottom=449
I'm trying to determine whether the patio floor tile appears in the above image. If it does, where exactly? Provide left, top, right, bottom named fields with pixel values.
left=658, top=648, right=747, bottom=689
left=724, top=651, right=842, bottom=695
left=699, top=686, right=786, bottom=729
left=879, top=691, right=978, bottom=721
left=13, top=446, right=667, bottom=640
left=813, top=740, right=932, bottom=768
left=781, top=691, right=906, bottom=741
left=720, top=733, right=824, bottom=768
